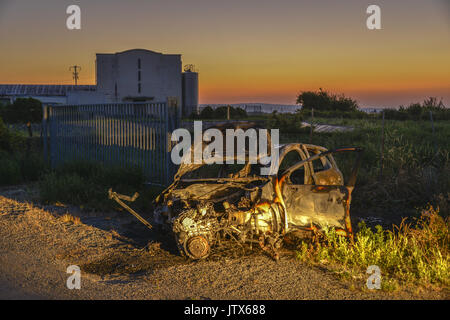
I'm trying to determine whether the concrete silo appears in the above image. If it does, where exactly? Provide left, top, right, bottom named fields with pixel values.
left=182, top=65, right=199, bottom=117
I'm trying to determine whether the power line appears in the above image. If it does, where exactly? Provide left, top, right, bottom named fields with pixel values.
left=69, top=65, right=81, bottom=86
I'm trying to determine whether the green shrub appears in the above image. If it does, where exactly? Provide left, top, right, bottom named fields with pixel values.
left=0, top=116, right=29, bottom=152
left=0, top=119, right=45, bottom=185
left=296, top=88, right=358, bottom=112
left=0, top=152, right=22, bottom=186
left=195, top=106, right=248, bottom=120
left=383, top=98, right=449, bottom=121
left=0, top=98, right=43, bottom=124
left=0, top=152, right=46, bottom=186
left=0, top=117, right=13, bottom=151
left=200, top=106, right=215, bottom=119
left=213, top=106, right=247, bottom=119
left=296, top=206, right=449, bottom=288
left=266, top=110, right=306, bottom=133
left=19, top=152, right=46, bottom=181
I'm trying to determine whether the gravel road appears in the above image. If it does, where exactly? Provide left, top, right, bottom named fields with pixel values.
left=0, top=186, right=447, bottom=300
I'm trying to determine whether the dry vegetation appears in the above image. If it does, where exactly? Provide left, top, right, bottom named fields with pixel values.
left=296, top=205, right=449, bottom=291
left=60, top=213, right=81, bottom=225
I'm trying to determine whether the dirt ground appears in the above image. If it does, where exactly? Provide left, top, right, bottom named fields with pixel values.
left=0, top=185, right=447, bottom=300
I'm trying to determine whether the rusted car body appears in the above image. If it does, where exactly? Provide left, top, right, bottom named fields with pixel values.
left=152, top=138, right=363, bottom=260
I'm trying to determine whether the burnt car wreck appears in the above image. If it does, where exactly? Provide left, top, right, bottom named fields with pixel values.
left=110, top=125, right=363, bottom=261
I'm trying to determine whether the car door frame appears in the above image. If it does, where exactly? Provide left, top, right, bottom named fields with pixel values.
left=279, top=146, right=363, bottom=237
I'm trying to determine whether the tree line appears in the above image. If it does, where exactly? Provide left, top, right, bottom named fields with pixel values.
left=296, top=89, right=449, bottom=121
left=191, top=105, right=248, bottom=119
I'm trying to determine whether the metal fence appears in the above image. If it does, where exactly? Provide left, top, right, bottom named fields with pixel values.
left=42, top=99, right=180, bottom=186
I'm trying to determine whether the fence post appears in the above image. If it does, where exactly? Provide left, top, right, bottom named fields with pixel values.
left=165, top=97, right=177, bottom=185
left=309, top=108, right=314, bottom=143
left=42, top=105, right=48, bottom=164
left=379, top=110, right=385, bottom=181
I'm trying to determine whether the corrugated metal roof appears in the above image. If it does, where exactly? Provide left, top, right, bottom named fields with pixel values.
left=0, top=85, right=96, bottom=96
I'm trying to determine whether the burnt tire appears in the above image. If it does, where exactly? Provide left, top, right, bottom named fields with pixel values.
left=183, top=235, right=210, bottom=260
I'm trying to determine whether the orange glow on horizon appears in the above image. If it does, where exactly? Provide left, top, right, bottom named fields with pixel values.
left=0, top=0, right=448, bottom=107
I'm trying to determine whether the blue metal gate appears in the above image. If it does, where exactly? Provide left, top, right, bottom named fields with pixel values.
left=42, top=99, right=179, bottom=186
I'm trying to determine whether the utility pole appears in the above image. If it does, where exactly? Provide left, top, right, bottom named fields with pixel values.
left=69, top=65, right=81, bottom=86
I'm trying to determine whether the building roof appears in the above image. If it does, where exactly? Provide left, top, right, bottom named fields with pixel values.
left=0, top=84, right=96, bottom=96
left=96, top=48, right=181, bottom=57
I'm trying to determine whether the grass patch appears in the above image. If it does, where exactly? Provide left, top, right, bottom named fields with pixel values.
left=0, top=117, right=46, bottom=186
left=0, top=145, right=46, bottom=186
left=0, top=150, right=46, bottom=185
left=60, top=213, right=81, bottom=225
left=38, top=160, right=164, bottom=212
left=295, top=205, right=449, bottom=289
left=0, top=152, right=22, bottom=185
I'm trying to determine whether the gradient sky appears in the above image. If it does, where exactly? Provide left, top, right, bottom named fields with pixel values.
left=0, top=0, right=449, bottom=107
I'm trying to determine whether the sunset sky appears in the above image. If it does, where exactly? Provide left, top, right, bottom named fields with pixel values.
left=0, top=0, right=449, bottom=107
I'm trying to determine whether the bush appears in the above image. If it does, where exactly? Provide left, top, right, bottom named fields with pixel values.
left=0, top=118, right=45, bottom=185
left=0, top=98, right=43, bottom=124
left=19, top=152, right=46, bottom=181
left=199, top=106, right=215, bottom=119
left=383, top=98, right=449, bottom=121
left=0, top=150, right=46, bottom=186
left=266, top=110, right=306, bottom=133
left=296, top=88, right=358, bottom=112
left=0, top=117, right=9, bottom=150
left=0, top=117, right=18, bottom=152
left=196, top=106, right=248, bottom=120
left=0, top=152, right=22, bottom=186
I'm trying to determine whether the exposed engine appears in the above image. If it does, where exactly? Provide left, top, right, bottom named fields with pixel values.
left=170, top=196, right=286, bottom=260
left=172, top=202, right=220, bottom=259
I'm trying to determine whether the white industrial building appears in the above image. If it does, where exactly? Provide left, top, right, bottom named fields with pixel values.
left=0, top=49, right=199, bottom=117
